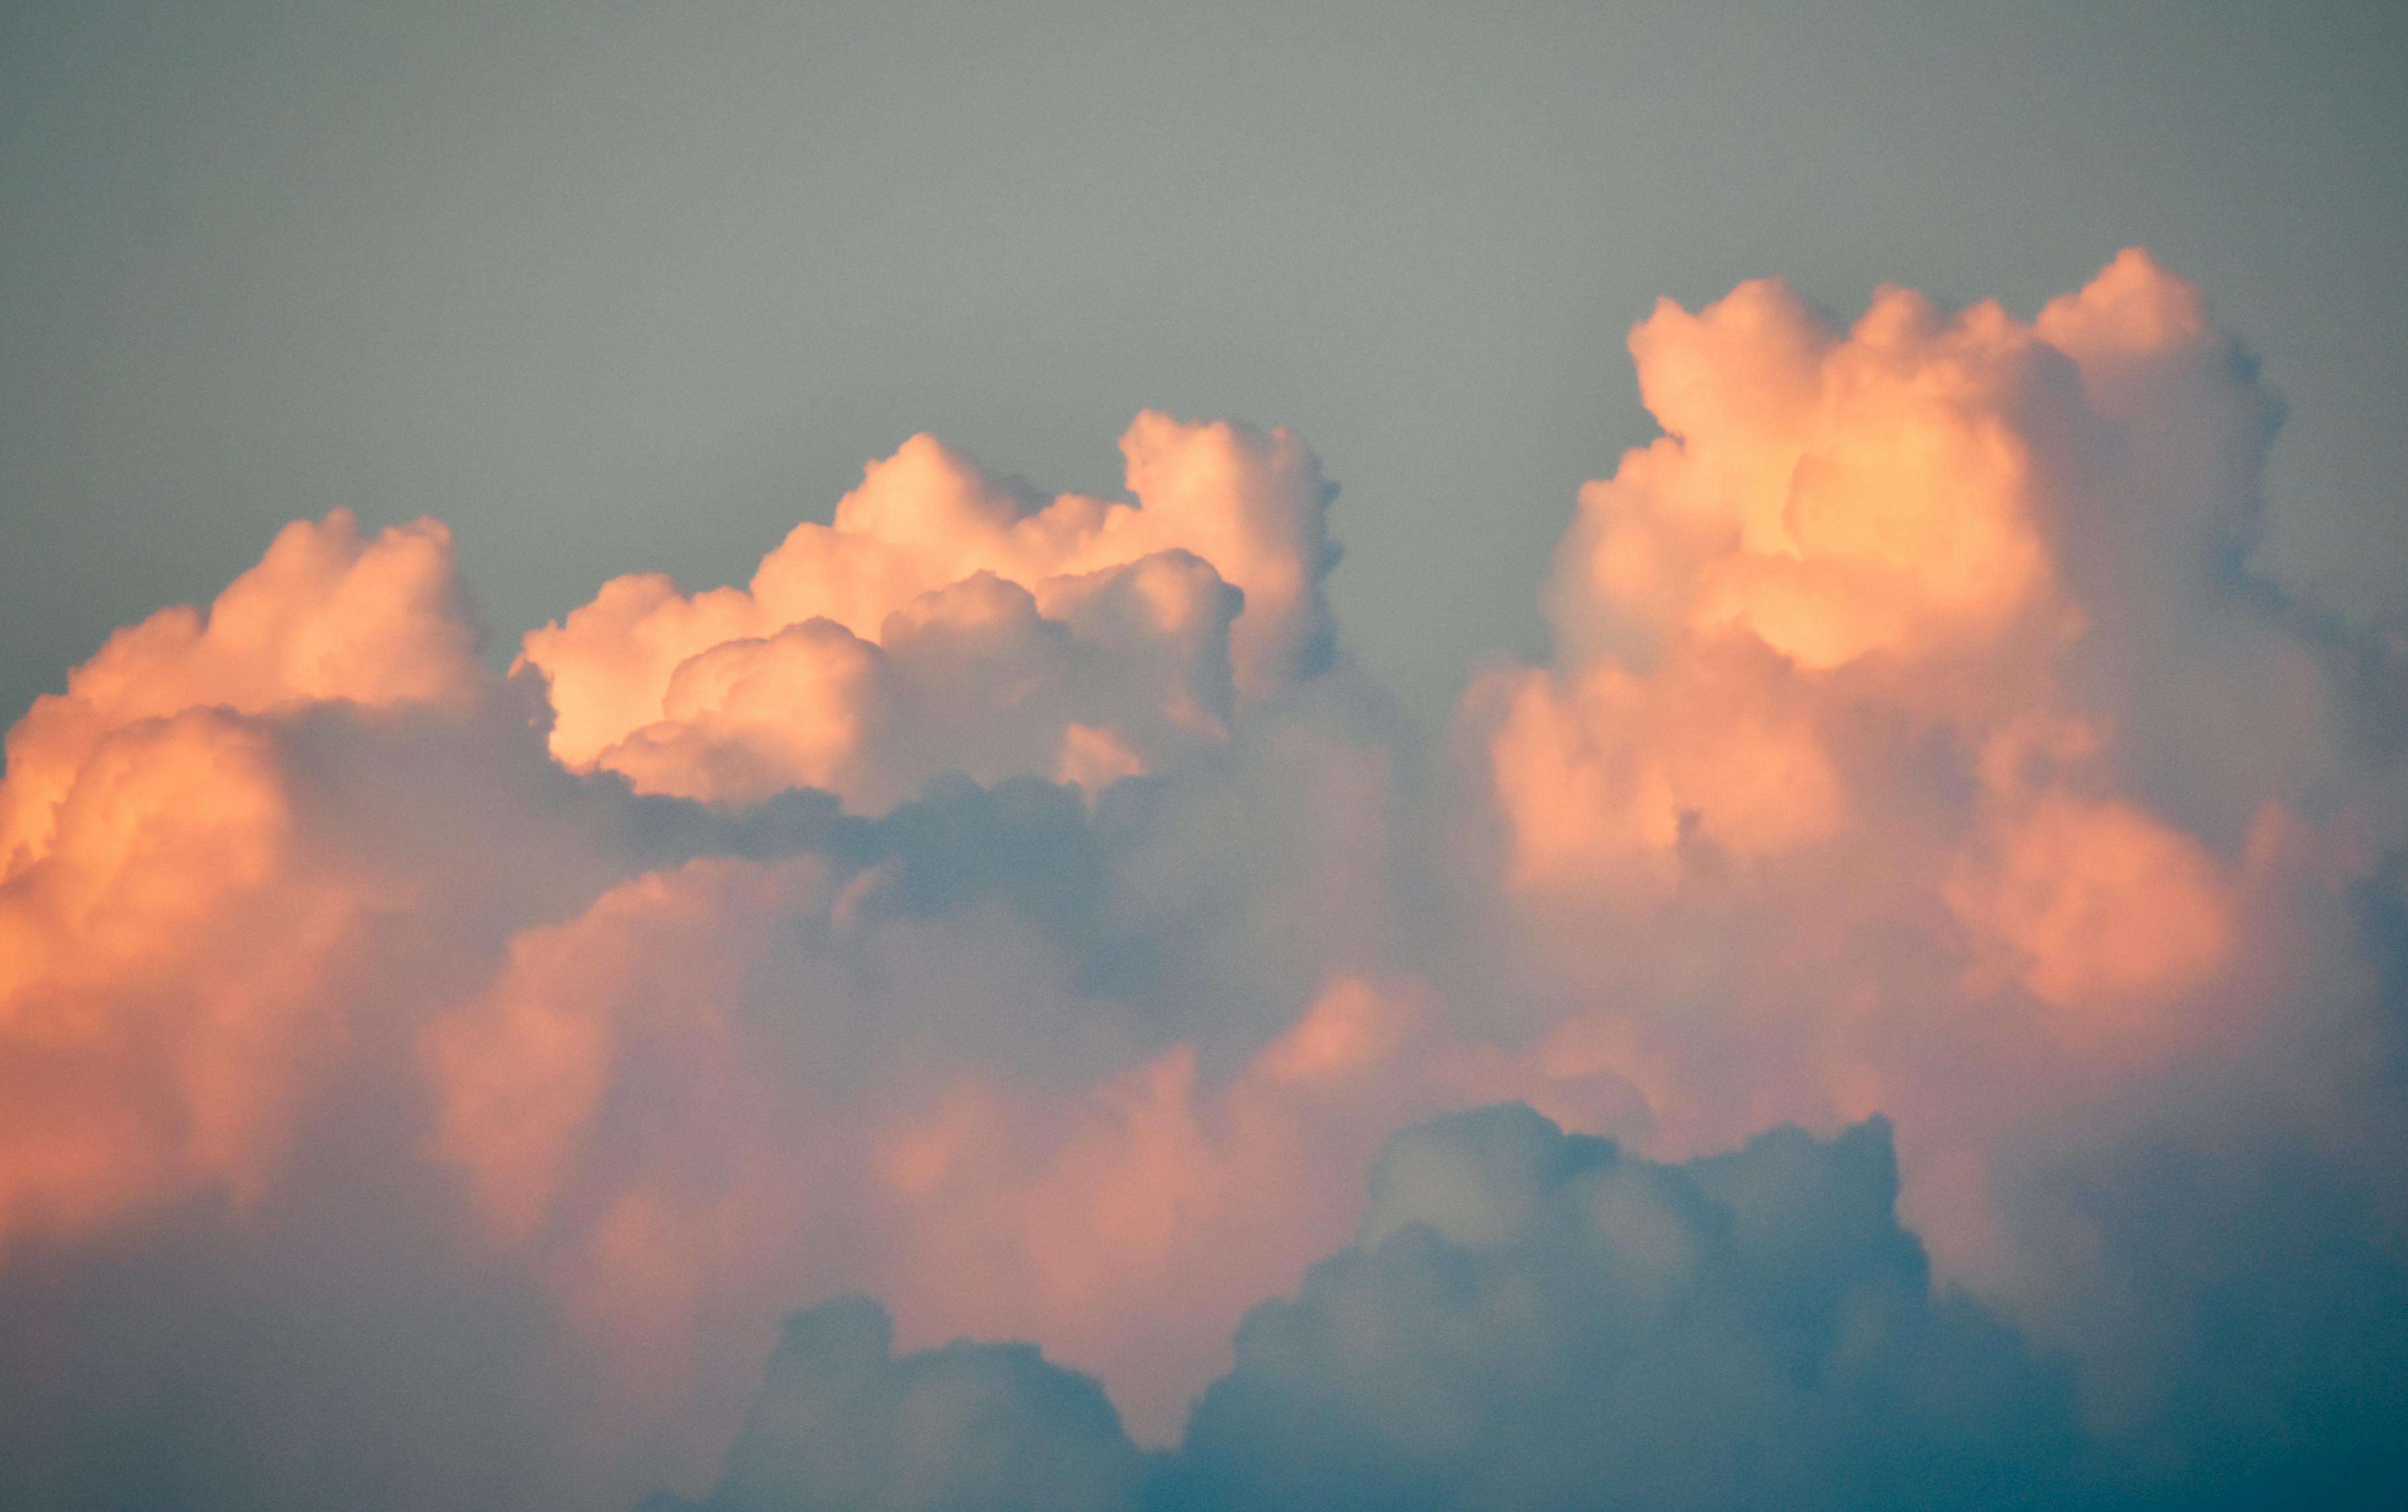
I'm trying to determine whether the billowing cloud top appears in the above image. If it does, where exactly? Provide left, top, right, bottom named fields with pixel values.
left=520, top=413, right=1339, bottom=809
left=0, top=511, right=478, bottom=1253
left=1491, top=251, right=2294, bottom=896
left=1, top=259, right=2403, bottom=1511
left=1468, top=252, right=2374, bottom=1183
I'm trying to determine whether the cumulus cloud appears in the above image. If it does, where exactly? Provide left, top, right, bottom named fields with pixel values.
left=0, top=261, right=2403, bottom=1511
left=521, top=414, right=1338, bottom=809
left=653, top=1296, right=1145, bottom=1512
left=419, top=839, right=1481, bottom=1445
left=0, top=511, right=481, bottom=1255
left=0, top=509, right=479, bottom=872
left=672, top=1105, right=2407, bottom=1510
left=1485, top=251, right=2257, bottom=892
left=1169, top=1109, right=2091, bottom=1512
left=1458, top=253, right=2406, bottom=1305
left=667, top=1111, right=2086, bottom=1512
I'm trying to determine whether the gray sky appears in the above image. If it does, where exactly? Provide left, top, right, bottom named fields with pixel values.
left=4, top=0, right=2403, bottom=722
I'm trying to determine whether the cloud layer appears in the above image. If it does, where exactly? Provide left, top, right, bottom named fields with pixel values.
left=0, top=253, right=2403, bottom=1508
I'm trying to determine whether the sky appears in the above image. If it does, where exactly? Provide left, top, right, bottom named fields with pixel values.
left=4, top=0, right=2405, bottom=724
left=3, top=3, right=2407, bottom=1509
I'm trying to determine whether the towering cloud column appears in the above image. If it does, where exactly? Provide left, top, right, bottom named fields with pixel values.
left=1465, top=251, right=2401, bottom=1335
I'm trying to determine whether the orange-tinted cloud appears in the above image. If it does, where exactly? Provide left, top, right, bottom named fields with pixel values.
left=0, top=512, right=481, bottom=1255
left=520, top=415, right=1335, bottom=810
left=1551, top=278, right=2066, bottom=675
left=1, top=511, right=479, bottom=872
left=1485, top=642, right=1843, bottom=886
left=1481, top=249, right=2248, bottom=919
left=1947, top=790, right=2235, bottom=1021
left=421, top=829, right=1453, bottom=1443
left=1463, top=249, right=2378, bottom=1325
left=4, top=253, right=2404, bottom=1511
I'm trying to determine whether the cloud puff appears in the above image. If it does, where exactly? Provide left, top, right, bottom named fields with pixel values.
left=1457, top=252, right=2405, bottom=1313
left=1169, top=1109, right=2084, bottom=1512
left=1, top=509, right=479, bottom=872
left=669, top=1111, right=2085, bottom=1512
left=1483, top=250, right=2274, bottom=893
left=419, top=827, right=1477, bottom=1445
left=0, top=455, right=1403, bottom=1482
left=521, top=415, right=1339, bottom=809
left=0, top=511, right=481, bottom=1255
left=654, top=1296, right=1145, bottom=1512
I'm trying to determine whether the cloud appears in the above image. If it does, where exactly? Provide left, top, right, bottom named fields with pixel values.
left=0, top=509, right=479, bottom=872
left=0, top=261, right=2403, bottom=1510
left=673, top=1106, right=2408, bottom=1510
left=0, top=511, right=481, bottom=1256
left=669, top=1110, right=2087, bottom=1512
left=1481, top=249, right=2266, bottom=892
left=520, top=415, right=1339, bottom=809
left=0, top=1101, right=593, bottom=1512
left=1456, top=251, right=2406, bottom=1318
left=653, top=1296, right=1145, bottom=1512
left=417, top=831, right=1475, bottom=1446
left=1169, top=1110, right=2085, bottom=1512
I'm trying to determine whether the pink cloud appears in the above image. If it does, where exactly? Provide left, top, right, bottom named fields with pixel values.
left=0, top=254, right=2401, bottom=1507
left=0, top=512, right=481, bottom=1255
left=520, top=414, right=1336, bottom=810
